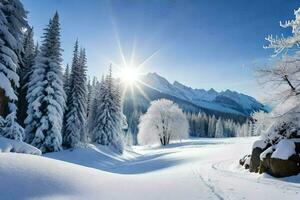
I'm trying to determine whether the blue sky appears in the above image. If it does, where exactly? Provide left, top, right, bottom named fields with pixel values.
left=22, top=0, right=300, bottom=99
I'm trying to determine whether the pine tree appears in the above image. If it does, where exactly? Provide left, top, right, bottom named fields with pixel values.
left=88, top=76, right=100, bottom=135
left=215, top=118, right=224, bottom=138
left=17, top=27, right=36, bottom=127
left=92, top=66, right=124, bottom=152
left=111, top=80, right=124, bottom=152
left=208, top=115, right=216, bottom=137
left=63, top=41, right=87, bottom=148
left=0, top=0, right=28, bottom=140
left=86, top=78, right=92, bottom=117
left=63, top=63, right=70, bottom=97
left=92, top=74, right=110, bottom=144
left=25, top=12, right=65, bottom=152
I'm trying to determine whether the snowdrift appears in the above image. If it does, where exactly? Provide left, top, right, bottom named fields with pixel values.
left=0, top=137, right=41, bottom=155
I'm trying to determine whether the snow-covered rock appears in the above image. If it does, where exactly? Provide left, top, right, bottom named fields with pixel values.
left=272, top=139, right=296, bottom=160
left=0, top=137, right=41, bottom=155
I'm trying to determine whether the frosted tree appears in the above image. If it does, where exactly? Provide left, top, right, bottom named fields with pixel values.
left=138, top=99, right=189, bottom=146
left=0, top=0, right=27, bottom=140
left=259, top=7, right=300, bottom=120
left=264, top=8, right=300, bottom=56
left=63, top=41, right=87, bottom=148
left=215, top=118, right=224, bottom=138
left=25, top=12, right=66, bottom=152
left=252, top=111, right=272, bottom=136
left=17, top=27, right=36, bottom=126
left=92, top=66, right=124, bottom=152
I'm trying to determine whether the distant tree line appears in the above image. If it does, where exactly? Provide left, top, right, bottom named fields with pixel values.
left=186, top=112, right=254, bottom=138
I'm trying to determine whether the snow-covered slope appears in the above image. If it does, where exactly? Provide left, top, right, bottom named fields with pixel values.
left=0, top=137, right=299, bottom=200
left=140, top=73, right=267, bottom=116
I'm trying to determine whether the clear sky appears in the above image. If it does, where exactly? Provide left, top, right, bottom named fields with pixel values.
left=22, top=0, right=300, bottom=99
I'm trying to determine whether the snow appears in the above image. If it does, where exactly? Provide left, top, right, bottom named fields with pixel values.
left=0, top=72, right=17, bottom=100
left=244, top=155, right=251, bottom=166
left=271, top=139, right=296, bottom=160
left=252, top=139, right=268, bottom=149
left=0, top=137, right=299, bottom=199
left=260, top=146, right=274, bottom=160
left=0, top=136, right=41, bottom=155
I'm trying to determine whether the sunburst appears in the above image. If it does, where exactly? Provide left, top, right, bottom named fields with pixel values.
left=105, top=14, right=163, bottom=105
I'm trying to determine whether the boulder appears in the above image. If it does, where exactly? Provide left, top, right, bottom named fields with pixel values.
left=250, top=147, right=266, bottom=173
left=259, top=141, right=300, bottom=177
left=269, top=154, right=300, bottom=177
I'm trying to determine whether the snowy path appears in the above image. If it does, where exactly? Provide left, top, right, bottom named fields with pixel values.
left=0, top=137, right=300, bottom=199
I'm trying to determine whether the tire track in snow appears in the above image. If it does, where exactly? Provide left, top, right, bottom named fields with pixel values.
left=192, top=167, right=225, bottom=200
left=211, top=159, right=300, bottom=191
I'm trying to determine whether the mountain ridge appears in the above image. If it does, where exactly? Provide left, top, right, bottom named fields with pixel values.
left=139, top=72, right=268, bottom=116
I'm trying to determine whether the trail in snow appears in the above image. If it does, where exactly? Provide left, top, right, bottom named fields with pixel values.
left=0, top=137, right=299, bottom=200
left=192, top=168, right=224, bottom=200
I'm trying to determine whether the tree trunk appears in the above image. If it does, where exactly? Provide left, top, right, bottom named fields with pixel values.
left=0, top=88, right=9, bottom=117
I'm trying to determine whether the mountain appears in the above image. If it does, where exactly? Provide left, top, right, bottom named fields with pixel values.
left=139, top=73, right=267, bottom=116
left=122, top=72, right=267, bottom=142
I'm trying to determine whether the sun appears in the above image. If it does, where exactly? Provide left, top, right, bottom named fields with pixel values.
left=119, top=67, right=140, bottom=84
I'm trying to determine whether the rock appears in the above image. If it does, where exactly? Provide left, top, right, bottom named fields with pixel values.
left=250, top=147, right=265, bottom=173
left=269, top=154, right=300, bottom=177
left=259, top=152, right=272, bottom=174
left=244, top=155, right=251, bottom=169
left=239, top=154, right=251, bottom=169
left=239, top=155, right=248, bottom=166
left=259, top=141, right=300, bottom=177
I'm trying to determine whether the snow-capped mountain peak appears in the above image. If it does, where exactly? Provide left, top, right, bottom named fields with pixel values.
left=140, top=72, right=267, bottom=116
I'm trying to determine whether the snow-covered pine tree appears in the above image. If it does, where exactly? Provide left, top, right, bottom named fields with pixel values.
left=62, top=41, right=87, bottom=148
left=63, top=63, right=70, bottom=97
left=110, top=80, right=124, bottom=152
left=1, top=111, right=24, bottom=141
left=17, top=27, right=36, bottom=127
left=88, top=76, right=101, bottom=134
left=215, top=118, right=224, bottom=138
left=78, top=47, right=87, bottom=142
left=0, top=0, right=28, bottom=140
left=25, top=12, right=65, bottom=152
left=62, top=63, right=70, bottom=142
left=92, top=75, right=109, bottom=144
left=208, top=115, right=216, bottom=137
left=92, top=65, right=124, bottom=152
left=86, top=77, right=92, bottom=117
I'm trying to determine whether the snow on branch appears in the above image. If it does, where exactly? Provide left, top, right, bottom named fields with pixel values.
left=264, top=8, right=300, bottom=56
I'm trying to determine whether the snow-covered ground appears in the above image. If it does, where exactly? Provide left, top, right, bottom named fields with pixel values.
left=0, top=137, right=299, bottom=200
